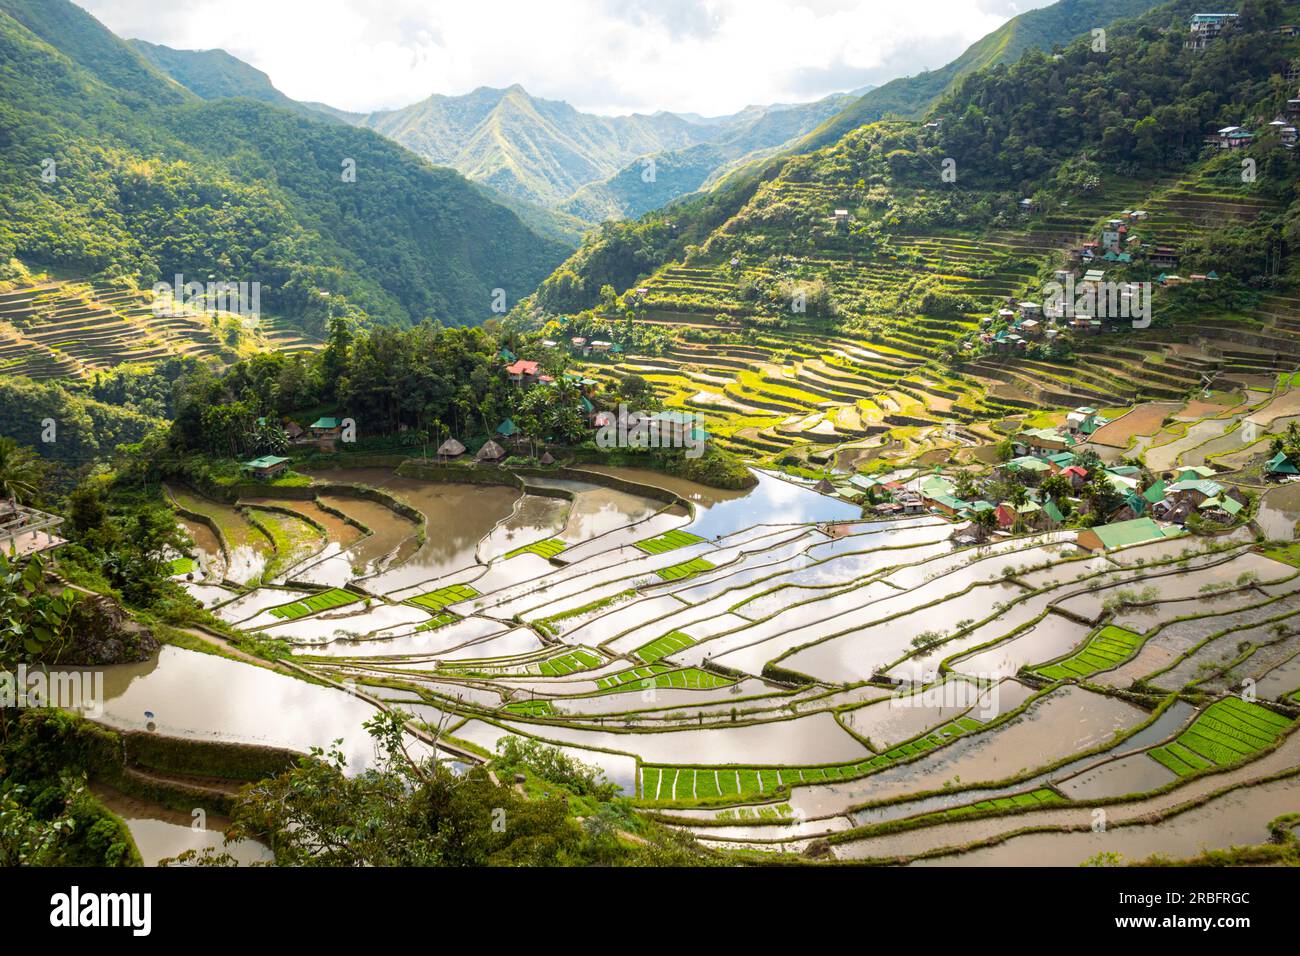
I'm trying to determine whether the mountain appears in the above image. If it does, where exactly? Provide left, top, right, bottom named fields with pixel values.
left=354, top=85, right=706, bottom=208
left=560, top=91, right=862, bottom=222
left=524, top=0, right=1175, bottom=314
left=782, top=0, right=1167, bottom=156
left=131, top=41, right=879, bottom=223
left=0, top=0, right=568, bottom=330
left=128, top=39, right=341, bottom=122
left=355, top=84, right=871, bottom=217
left=562, top=0, right=1297, bottom=319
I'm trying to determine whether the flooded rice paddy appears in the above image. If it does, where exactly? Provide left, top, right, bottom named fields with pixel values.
left=135, top=462, right=1300, bottom=861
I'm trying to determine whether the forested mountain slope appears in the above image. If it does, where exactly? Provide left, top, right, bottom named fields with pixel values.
left=522, top=0, right=1175, bottom=313
left=0, top=0, right=568, bottom=330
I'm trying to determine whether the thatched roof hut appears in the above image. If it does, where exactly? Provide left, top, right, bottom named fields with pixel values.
left=813, top=478, right=836, bottom=495
left=437, top=438, right=466, bottom=458
left=476, top=439, right=507, bottom=462
left=539, top=451, right=556, bottom=466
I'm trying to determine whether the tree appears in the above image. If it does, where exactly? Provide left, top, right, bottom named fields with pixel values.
left=0, top=438, right=43, bottom=510
left=204, top=712, right=709, bottom=867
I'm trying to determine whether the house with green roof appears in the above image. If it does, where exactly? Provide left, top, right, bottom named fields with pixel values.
left=1015, top=427, right=1072, bottom=454
left=1199, top=496, right=1243, bottom=522
left=920, top=474, right=956, bottom=497
left=496, top=418, right=520, bottom=438
left=925, top=493, right=970, bottom=517
left=1077, top=517, right=1178, bottom=552
left=1266, top=452, right=1299, bottom=476
left=1167, top=478, right=1224, bottom=505
left=1004, top=455, right=1051, bottom=475
left=310, top=417, right=342, bottom=439
left=1176, top=465, right=1217, bottom=480
left=850, top=474, right=881, bottom=493
left=1110, top=492, right=1147, bottom=522
left=242, top=455, right=291, bottom=479
left=1042, top=498, right=1066, bottom=525
left=1141, top=479, right=1167, bottom=504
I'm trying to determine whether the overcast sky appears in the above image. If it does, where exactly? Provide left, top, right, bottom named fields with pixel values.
left=78, top=0, right=1053, bottom=117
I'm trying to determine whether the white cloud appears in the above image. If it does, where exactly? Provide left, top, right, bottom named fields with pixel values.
left=77, top=0, right=1055, bottom=116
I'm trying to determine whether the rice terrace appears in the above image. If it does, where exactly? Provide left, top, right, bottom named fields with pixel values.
left=1, top=0, right=1300, bottom=904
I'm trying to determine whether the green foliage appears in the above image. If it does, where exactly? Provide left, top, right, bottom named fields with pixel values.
left=1147, top=697, right=1293, bottom=776
left=0, top=0, right=565, bottom=330
left=0, top=554, right=82, bottom=666
left=0, top=710, right=139, bottom=867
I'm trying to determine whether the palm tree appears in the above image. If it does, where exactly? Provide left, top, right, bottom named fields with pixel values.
left=0, top=438, right=42, bottom=511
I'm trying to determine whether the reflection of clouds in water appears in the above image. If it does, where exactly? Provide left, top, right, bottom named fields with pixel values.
left=685, top=472, right=858, bottom=539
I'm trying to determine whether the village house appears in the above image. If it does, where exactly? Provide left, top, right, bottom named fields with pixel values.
left=1062, top=464, right=1089, bottom=490
left=1045, top=451, right=1077, bottom=473
left=1001, top=455, right=1051, bottom=481
left=1077, top=516, right=1176, bottom=552
left=310, top=416, right=342, bottom=440
left=833, top=209, right=850, bottom=226
left=1186, top=13, right=1237, bottom=51
left=475, top=439, right=507, bottom=463
left=435, top=437, right=466, bottom=461
left=1066, top=406, right=1100, bottom=435
left=496, top=418, right=524, bottom=446
left=1101, top=219, right=1126, bottom=252
left=242, top=455, right=291, bottom=480
left=505, top=359, right=541, bottom=385
left=1080, top=268, right=1106, bottom=290
left=924, top=492, right=970, bottom=518
left=1015, top=427, right=1072, bottom=455
left=1266, top=451, right=1299, bottom=477
left=897, top=492, right=925, bottom=514
left=1198, top=495, right=1244, bottom=523
left=1214, top=125, right=1254, bottom=149
left=1108, top=492, right=1148, bottom=523
left=1165, top=477, right=1224, bottom=508
left=1149, top=246, right=1180, bottom=269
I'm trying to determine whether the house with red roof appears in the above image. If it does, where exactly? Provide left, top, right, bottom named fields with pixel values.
left=505, top=359, right=541, bottom=385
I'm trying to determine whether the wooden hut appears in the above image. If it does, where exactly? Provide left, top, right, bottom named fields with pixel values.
left=539, top=451, right=556, bottom=466
left=436, top=438, right=466, bottom=461
left=476, top=439, right=507, bottom=463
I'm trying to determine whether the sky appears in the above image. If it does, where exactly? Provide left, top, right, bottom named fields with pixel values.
left=78, top=0, right=1054, bottom=117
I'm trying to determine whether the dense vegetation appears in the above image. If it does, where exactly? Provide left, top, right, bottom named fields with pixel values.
left=0, top=0, right=567, bottom=331
left=181, top=712, right=711, bottom=867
